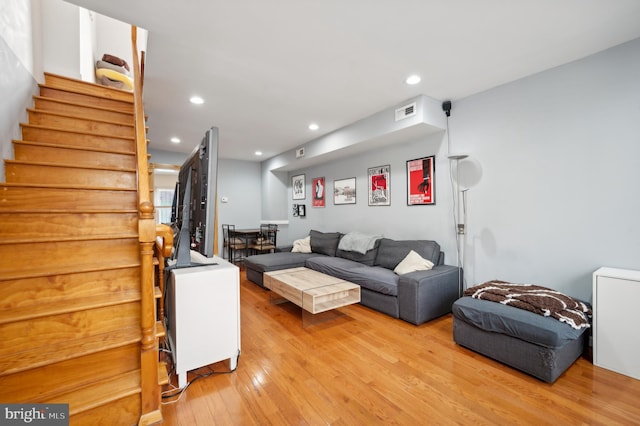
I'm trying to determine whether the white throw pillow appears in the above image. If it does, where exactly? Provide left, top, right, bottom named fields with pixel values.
left=394, top=250, right=434, bottom=275
left=291, top=236, right=312, bottom=253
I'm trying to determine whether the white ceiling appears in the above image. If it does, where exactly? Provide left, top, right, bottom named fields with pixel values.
left=66, top=0, right=640, bottom=161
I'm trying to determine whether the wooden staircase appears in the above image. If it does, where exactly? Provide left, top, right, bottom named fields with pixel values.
left=0, top=71, right=166, bottom=424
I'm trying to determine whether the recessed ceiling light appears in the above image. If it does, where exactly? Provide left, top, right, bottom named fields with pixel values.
left=255, top=151, right=263, bottom=156
left=405, top=75, right=421, bottom=85
left=189, top=96, right=204, bottom=104
left=308, top=123, right=319, bottom=131
left=170, top=137, right=181, bottom=143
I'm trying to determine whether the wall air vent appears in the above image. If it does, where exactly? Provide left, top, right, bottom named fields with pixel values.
left=395, top=102, right=417, bottom=121
left=296, top=147, right=305, bottom=158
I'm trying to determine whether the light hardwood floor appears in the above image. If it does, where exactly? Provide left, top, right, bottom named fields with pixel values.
left=160, top=270, right=640, bottom=425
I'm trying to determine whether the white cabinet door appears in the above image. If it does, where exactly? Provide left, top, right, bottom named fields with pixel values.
left=593, top=267, right=640, bottom=380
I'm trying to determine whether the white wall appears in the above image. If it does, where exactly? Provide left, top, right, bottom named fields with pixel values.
left=41, top=0, right=80, bottom=78
left=78, top=7, right=97, bottom=83
left=0, top=0, right=41, bottom=181
left=448, top=38, right=640, bottom=301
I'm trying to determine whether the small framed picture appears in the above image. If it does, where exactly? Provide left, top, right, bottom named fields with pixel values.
left=407, top=156, right=435, bottom=205
left=292, top=174, right=305, bottom=200
left=368, top=165, right=390, bottom=206
left=312, top=177, right=325, bottom=207
left=297, top=204, right=306, bottom=217
left=334, top=177, right=356, bottom=205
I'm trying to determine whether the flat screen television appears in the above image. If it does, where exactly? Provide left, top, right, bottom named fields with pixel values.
left=172, top=127, right=219, bottom=265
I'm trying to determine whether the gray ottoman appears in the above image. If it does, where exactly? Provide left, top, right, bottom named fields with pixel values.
left=452, top=297, right=589, bottom=383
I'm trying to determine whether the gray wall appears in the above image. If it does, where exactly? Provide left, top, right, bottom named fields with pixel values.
left=217, top=159, right=262, bottom=231
left=448, top=38, right=640, bottom=302
left=274, top=38, right=640, bottom=302
left=283, top=131, right=454, bottom=254
left=150, top=148, right=262, bottom=255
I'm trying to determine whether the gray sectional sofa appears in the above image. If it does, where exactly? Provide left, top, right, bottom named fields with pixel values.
left=244, top=230, right=461, bottom=325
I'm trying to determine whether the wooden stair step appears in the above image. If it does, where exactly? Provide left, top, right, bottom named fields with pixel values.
left=0, top=184, right=137, bottom=211
left=44, top=72, right=134, bottom=104
left=20, top=124, right=135, bottom=153
left=0, top=267, right=141, bottom=325
left=0, top=238, right=140, bottom=281
left=27, top=109, right=135, bottom=138
left=33, top=96, right=134, bottom=125
left=154, top=287, right=162, bottom=299
left=51, top=370, right=141, bottom=417
left=0, top=231, right=138, bottom=245
left=38, top=85, right=135, bottom=115
left=0, top=211, right=138, bottom=241
left=0, top=315, right=141, bottom=376
left=0, top=344, right=139, bottom=403
left=70, top=393, right=140, bottom=426
left=0, top=290, right=140, bottom=328
left=4, top=161, right=137, bottom=189
left=13, top=140, right=137, bottom=169
left=158, top=362, right=169, bottom=386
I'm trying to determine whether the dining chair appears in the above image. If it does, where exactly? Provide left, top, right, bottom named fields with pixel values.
left=222, top=224, right=247, bottom=264
left=248, top=224, right=277, bottom=255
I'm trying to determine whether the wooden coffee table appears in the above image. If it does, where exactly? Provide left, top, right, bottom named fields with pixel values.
left=263, top=267, right=360, bottom=326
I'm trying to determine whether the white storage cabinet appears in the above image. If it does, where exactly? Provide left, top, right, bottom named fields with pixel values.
left=167, top=256, right=240, bottom=388
left=592, top=267, right=640, bottom=380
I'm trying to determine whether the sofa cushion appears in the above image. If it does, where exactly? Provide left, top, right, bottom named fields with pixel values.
left=375, top=239, right=441, bottom=270
left=306, top=256, right=399, bottom=296
left=336, top=237, right=381, bottom=266
left=310, top=230, right=342, bottom=256
left=452, top=296, right=587, bottom=348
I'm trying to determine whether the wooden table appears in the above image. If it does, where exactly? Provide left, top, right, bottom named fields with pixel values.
left=263, top=267, right=360, bottom=326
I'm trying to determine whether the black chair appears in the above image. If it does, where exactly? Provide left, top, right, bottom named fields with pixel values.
left=248, top=224, right=277, bottom=255
left=222, top=224, right=247, bottom=264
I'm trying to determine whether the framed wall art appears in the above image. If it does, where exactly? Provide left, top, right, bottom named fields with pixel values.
left=368, top=165, right=390, bottom=206
left=406, top=156, right=435, bottom=205
left=334, top=177, right=356, bottom=205
left=292, top=174, right=305, bottom=200
left=312, top=177, right=325, bottom=207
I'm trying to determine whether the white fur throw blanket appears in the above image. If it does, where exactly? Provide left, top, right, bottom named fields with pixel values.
left=464, top=280, right=591, bottom=330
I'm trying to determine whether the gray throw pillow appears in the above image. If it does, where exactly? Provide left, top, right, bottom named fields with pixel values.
left=309, top=230, right=342, bottom=257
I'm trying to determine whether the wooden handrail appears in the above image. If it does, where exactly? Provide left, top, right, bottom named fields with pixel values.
left=131, top=26, right=162, bottom=426
left=156, top=224, right=174, bottom=258
left=154, top=224, right=173, bottom=321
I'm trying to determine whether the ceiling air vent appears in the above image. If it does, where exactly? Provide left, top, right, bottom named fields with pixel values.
left=395, top=102, right=417, bottom=121
left=296, top=147, right=305, bottom=158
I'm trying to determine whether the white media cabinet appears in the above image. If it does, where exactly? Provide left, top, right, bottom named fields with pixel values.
left=167, top=255, right=240, bottom=388
left=592, top=267, right=640, bottom=380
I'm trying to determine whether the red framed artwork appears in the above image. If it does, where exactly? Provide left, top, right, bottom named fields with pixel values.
left=406, top=156, right=435, bottom=205
left=312, top=177, right=325, bottom=207
left=368, top=165, right=390, bottom=206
